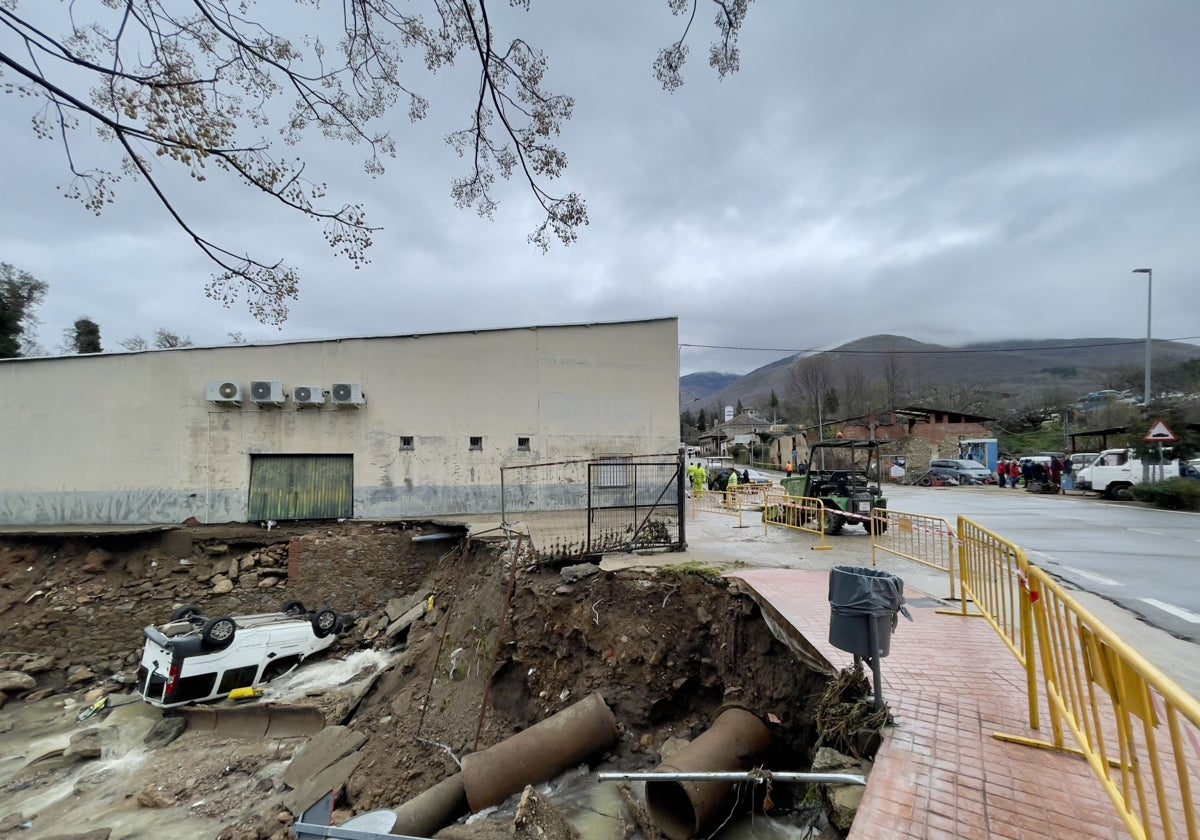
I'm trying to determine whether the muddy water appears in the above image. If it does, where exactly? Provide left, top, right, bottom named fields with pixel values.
left=0, top=651, right=398, bottom=839
left=0, top=694, right=228, bottom=838
left=465, top=764, right=823, bottom=839
left=263, top=648, right=397, bottom=702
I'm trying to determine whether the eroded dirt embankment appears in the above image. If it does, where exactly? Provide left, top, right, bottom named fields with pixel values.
left=0, top=524, right=840, bottom=839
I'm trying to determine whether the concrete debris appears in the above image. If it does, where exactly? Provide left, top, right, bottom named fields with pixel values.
left=560, top=562, right=600, bottom=584
left=513, top=785, right=581, bottom=840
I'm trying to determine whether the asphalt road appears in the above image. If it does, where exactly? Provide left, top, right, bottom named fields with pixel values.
left=882, top=483, right=1200, bottom=644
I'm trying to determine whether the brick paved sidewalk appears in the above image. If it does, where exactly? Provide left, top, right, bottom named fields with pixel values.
left=730, top=568, right=1130, bottom=840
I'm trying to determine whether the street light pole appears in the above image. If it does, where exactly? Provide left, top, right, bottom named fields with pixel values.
left=1133, top=268, right=1154, bottom=480
left=1133, top=268, right=1152, bottom=409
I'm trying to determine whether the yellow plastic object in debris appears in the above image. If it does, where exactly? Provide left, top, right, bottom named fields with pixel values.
left=76, top=695, right=108, bottom=722
left=227, top=687, right=264, bottom=702
left=426, top=595, right=435, bottom=611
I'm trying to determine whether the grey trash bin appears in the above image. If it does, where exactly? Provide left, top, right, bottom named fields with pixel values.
left=828, top=566, right=907, bottom=659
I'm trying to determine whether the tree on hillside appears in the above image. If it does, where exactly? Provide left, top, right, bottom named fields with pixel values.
left=64, top=316, right=102, bottom=353
left=787, top=355, right=837, bottom=428
left=881, top=350, right=909, bottom=408
left=838, top=360, right=869, bottom=417
left=735, top=398, right=744, bottom=415
left=910, top=381, right=992, bottom=415
left=0, top=262, right=48, bottom=359
left=697, top=408, right=707, bottom=432
left=119, top=329, right=195, bottom=351
left=1, top=1, right=752, bottom=324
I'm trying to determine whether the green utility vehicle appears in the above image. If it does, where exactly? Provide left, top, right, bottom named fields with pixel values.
left=780, top=439, right=889, bottom=535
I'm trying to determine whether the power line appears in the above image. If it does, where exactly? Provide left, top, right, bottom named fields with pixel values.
left=679, top=336, right=1200, bottom=357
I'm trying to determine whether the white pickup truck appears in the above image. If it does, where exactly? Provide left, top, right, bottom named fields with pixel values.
left=1075, top=448, right=1180, bottom=500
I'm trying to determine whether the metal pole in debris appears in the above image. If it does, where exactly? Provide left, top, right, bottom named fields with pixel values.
left=597, top=771, right=866, bottom=786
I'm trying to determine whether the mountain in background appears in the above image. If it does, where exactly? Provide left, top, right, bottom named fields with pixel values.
left=680, top=371, right=741, bottom=407
left=682, top=334, right=1200, bottom=414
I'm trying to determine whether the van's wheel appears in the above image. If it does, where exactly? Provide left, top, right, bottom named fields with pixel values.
left=918, top=475, right=933, bottom=487
left=202, top=616, right=237, bottom=649
left=281, top=600, right=307, bottom=616
left=171, top=604, right=203, bottom=622
left=1113, top=485, right=1134, bottom=501
left=312, top=609, right=338, bottom=638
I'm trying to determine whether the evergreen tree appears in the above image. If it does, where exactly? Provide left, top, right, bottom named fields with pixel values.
left=66, top=317, right=103, bottom=353
left=0, top=263, right=48, bottom=359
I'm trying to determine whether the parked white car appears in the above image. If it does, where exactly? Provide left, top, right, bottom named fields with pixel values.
left=137, top=601, right=341, bottom=708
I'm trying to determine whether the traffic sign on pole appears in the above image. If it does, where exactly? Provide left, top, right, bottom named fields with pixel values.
left=1144, top=419, right=1178, bottom=443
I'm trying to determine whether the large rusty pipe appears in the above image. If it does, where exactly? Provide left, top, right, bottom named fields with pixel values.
left=390, top=772, right=469, bottom=837
left=460, top=691, right=618, bottom=812
left=644, top=707, right=773, bottom=840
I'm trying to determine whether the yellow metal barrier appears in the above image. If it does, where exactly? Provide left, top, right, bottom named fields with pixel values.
left=1026, top=567, right=1200, bottom=840
left=762, top=492, right=832, bottom=551
left=953, top=515, right=1199, bottom=838
left=957, top=517, right=1042, bottom=731
left=691, top=482, right=763, bottom=520
left=869, top=508, right=960, bottom=600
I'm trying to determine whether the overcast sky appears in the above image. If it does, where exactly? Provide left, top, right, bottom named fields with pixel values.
left=3, top=2, right=1198, bottom=375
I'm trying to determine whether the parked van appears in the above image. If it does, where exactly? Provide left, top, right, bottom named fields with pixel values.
left=1069, top=452, right=1099, bottom=473
left=137, top=602, right=341, bottom=708
left=928, top=458, right=993, bottom=485
left=1074, top=448, right=1180, bottom=500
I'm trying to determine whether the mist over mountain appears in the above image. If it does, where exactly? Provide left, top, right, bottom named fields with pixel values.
left=681, top=334, right=1200, bottom=415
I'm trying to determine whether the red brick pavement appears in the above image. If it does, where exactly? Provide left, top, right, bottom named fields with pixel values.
left=730, top=568, right=1130, bottom=840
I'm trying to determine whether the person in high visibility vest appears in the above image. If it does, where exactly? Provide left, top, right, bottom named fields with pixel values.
left=686, top=462, right=697, bottom=497
left=725, top=468, right=739, bottom=507
left=785, top=461, right=794, bottom=477
left=693, top=464, right=707, bottom=498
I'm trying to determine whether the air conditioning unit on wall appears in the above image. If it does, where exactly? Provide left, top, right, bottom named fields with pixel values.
left=331, top=382, right=365, bottom=407
left=250, top=380, right=285, bottom=407
left=207, top=381, right=243, bottom=406
left=293, top=385, right=326, bottom=408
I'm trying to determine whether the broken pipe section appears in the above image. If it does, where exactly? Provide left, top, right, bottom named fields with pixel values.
left=180, top=704, right=325, bottom=739
left=462, top=691, right=619, bottom=811
left=393, top=692, right=618, bottom=836
left=645, top=707, right=773, bottom=840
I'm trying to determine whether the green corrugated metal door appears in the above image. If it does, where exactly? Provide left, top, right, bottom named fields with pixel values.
left=248, top=455, right=353, bottom=521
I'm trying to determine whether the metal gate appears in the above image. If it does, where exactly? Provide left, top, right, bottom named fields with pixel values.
left=500, top=454, right=685, bottom=562
left=247, top=454, right=353, bottom=521
left=586, top=459, right=685, bottom=554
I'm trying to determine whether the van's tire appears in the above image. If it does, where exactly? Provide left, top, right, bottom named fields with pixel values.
left=202, top=616, right=237, bottom=649
left=918, top=475, right=933, bottom=487
left=281, top=600, right=307, bottom=616
left=171, top=604, right=203, bottom=622
left=312, top=609, right=338, bottom=638
left=1113, top=485, right=1134, bottom=501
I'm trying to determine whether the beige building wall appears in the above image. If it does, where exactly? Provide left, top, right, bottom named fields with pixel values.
left=0, top=318, right=679, bottom=525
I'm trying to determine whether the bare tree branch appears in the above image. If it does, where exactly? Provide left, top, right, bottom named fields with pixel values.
left=1, top=1, right=754, bottom=321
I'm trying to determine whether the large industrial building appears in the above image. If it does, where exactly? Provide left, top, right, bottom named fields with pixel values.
left=0, top=318, right=680, bottom=525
